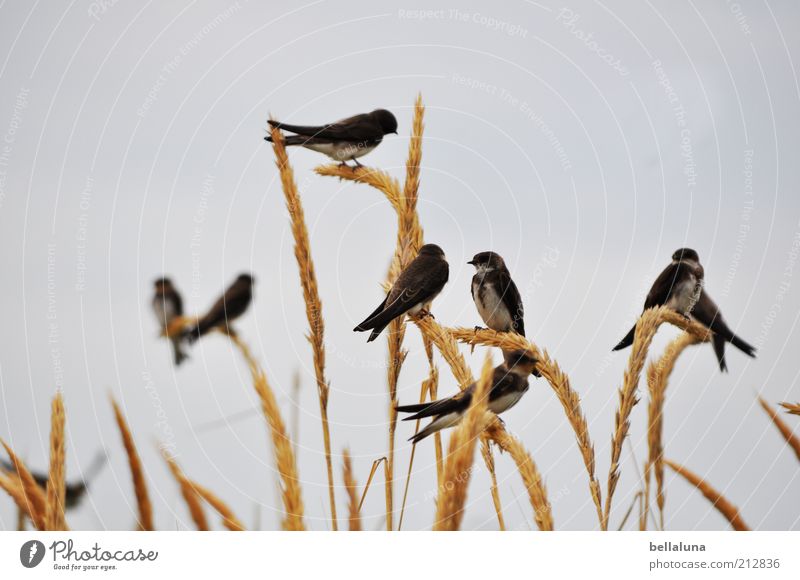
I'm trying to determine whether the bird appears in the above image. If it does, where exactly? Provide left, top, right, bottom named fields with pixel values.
left=469, top=251, right=525, bottom=336
left=1, top=450, right=106, bottom=512
left=396, top=350, right=539, bottom=443
left=354, top=244, right=449, bottom=342
left=689, top=290, right=756, bottom=372
left=264, top=109, right=398, bottom=167
left=613, top=248, right=705, bottom=351
left=185, top=273, right=255, bottom=342
left=152, top=277, right=189, bottom=365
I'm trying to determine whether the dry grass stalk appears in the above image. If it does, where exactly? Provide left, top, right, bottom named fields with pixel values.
left=780, top=402, right=800, bottom=416
left=46, top=392, right=67, bottom=531
left=1, top=440, right=47, bottom=529
left=227, top=332, right=305, bottom=530
left=603, top=306, right=669, bottom=530
left=664, top=459, right=749, bottom=530
left=342, top=449, right=361, bottom=531
left=110, top=397, right=154, bottom=531
left=316, top=99, right=428, bottom=530
left=398, top=367, right=437, bottom=530
left=486, top=422, right=554, bottom=531
left=314, top=165, right=402, bottom=211
left=645, top=332, right=701, bottom=530
left=357, top=456, right=389, bottom=515
left=415, top=318, right=475, bottom=389
left=434, top=355, right=494, bottom=531
left=448, top=325, right=603, bottom=526
left=480, top=438, right=506, bottom=530
left=758, top=397, right=800, bottom=462
left=0, top=474, right=40, bottom=529
left=190, top=481, right=246, bottom=531
left=413, top=316, right=511, bottom=527
left=162, top=450, right=208, bottom=531
left=270, top=124, right=337, bottom=530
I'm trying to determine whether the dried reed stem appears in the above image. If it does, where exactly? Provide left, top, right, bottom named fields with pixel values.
left=270, top=124, right=337, bottom=530
left=162, top=451, right=208, bottom=530
left=314, top=165, right=402, bottom=212
left=486, top=422, right=554, bottom=531
left=645, top=333, right=701, bottom=530
left=190, top=481, right=246, bottom=531
left=342, top=449, right=361, bottom=531
left=664, top=459, right=749, bottom=530
left=357, top=457, right=389, bottom=515
left=448, top=326, right=602, bottom=526
left=480, top=439, right=506, bottom=530
left=0, top=474, right=39, bottom=529
left=780, top=402, right=800, bottom=416
left=398, top=367, right=437, bottom=530
left=758, top=397, right=800, bottom=462
left=603, top=307, right=667, bottom=530
left=416, top=318, right=474, bottom=389
left=1, top=440, right=47, bottom=530
left=110, top=397, right=154, bottom=531
left=434, top=355, right=494, bottom=531
left=227, top=332, right=305, bottom=530
left=413, top=316, right=512, bottom=527
left=46, top=392, right=67, bottom=531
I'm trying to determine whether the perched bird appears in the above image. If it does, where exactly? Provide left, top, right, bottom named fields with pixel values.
left=613, top=248, right=705, bottom=351
left=185, top=273, right=255, bottom=342
left=152, top=277, right=189, bottom=365
left=469, top=251, right=525, bottom=336
left=396, top=350, right=539, bottom=443
left=354, top=244, right=449, bottom=342
left=265, top=109, right=398, bottom=167
left=689, top=290, right=756, bottom=372
left=1, top=451, right=106, bottom=512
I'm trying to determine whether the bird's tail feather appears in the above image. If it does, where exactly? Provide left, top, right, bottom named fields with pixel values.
left=613, top=324, right=636, bottom=351
left=728, top=332, right=756, bottom=358
left=409, top=421, right=443, bottom=444
left=396, top=401, right=434, bottom=417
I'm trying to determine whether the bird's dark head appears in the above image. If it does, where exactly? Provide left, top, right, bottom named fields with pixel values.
left=372, top=109, right=398, bottom=134
left=503, top=349, right=539, bottom=376
left=154, top=277, right=173, bottom=290
left=467, top=251, right=505, bottom=271
left=418, top=244, right=445, bottom=260
left=237, top=273, right=256, bottom=286
left=672, top=248, right=700, bottom=263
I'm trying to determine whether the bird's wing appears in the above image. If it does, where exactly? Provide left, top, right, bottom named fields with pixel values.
left=692, top=290, right=756, bottom=359
left=487, top=369, right=519, bottom=401
left=172, top=289, right=184, bottom=317
left=353, top=295, right=389, bottom=331
left=497, top=269, right=525, bottom=336
left=268, top=113, right=380, bottom=142
left=644, top=262, right=688, bottom=309
left=357, top=257, right=448, bottom=330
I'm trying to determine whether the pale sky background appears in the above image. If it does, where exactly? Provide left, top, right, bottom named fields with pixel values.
left=1, top=0, right=799, bottom=531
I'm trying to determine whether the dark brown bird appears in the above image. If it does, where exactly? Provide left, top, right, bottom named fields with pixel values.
left=265, top=109, right=398, bottom=167
left=152, top=277, right=189, bottom=365
left=614, top=248, right=704, bottom=351
left=469, top=251, right=525, bottom=336
left=396, top=350, right=539, bottom=443
left=354, top=244, right=449, bottom=342
left=1, top=451, right=106, bottom=512
left=185, top=273, right=255, bottom=342
left=690, top=290, right=756, bottom=372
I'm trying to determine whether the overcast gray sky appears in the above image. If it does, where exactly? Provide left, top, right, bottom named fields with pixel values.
left=1, top=0, right=799, bottom=531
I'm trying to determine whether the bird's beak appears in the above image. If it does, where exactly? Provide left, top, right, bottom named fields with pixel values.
left=393, top=131, right=398, bottom=134
left=467, top=260, right=475, bottom=265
